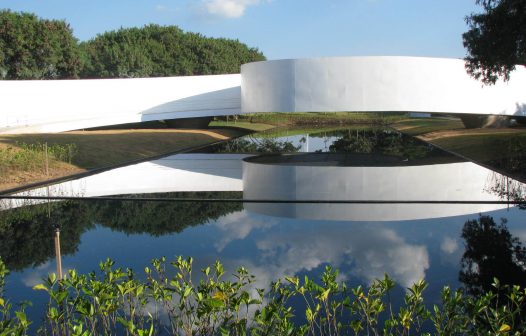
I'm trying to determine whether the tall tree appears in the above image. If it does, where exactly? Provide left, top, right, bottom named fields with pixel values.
left=463, top=0, right=526, bottom=83
left=0, top=10, right=81, bottom=79
left=459, top=215, right=526, bottom=297
left=79, top=24, right=265, bottom=78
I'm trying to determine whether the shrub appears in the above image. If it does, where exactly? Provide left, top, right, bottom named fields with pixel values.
left=0, top=256, right=525, bottom=335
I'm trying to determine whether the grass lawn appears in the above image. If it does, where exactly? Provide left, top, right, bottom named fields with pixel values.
left=0, top=128, right=248, bottom=192
left=430, top=131, right=526, bottom=162
left=232, top=112, right=408, bottom=126
left=252, top=124, right=386, bottom=138
left=209, top=121, right=275, bottom=132
left=392, top=117, right=526, bottom=181
left=390, top=117, right=464, bottom=135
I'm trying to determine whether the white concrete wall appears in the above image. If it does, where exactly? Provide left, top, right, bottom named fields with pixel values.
left=0, top=74, right=241, bottom=133
left=242, top=56, right=526, bottom=116
left=2, top=56, right=526, bottom=134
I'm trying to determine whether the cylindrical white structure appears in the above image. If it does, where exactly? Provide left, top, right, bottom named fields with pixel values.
left=241, top=56, right=526, bottom=116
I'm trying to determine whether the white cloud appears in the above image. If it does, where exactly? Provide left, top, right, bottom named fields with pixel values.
left=201, top=0, right=266, bottom=19
left=440, top=236, right=459, bottom=255
left=254, top=224, right=430, bottom=288
left=439, top=235, right=464, bottom=267
left=213, top=211, right=277, bottom=251
left=21, top=262, right=72, bottom=288
left=21, top=262, right=52, bottom=288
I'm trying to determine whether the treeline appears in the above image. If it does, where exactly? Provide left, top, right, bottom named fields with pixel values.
left=0, top=10, right=265, bottom=80
left=0, top=192, right=242, bottom=271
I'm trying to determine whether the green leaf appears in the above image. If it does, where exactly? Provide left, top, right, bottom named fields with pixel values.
left=212, top=291, right=226, bottom=301
left=320, top=288, right=330, bottom=301
left=206, top=298, right=225, bottom=309
left=285, top=276, right=299, bottom=287
left=183, top=285, right=192, bottom=298
left=499, top=324, right=511, bottom=333
left=32, top=284, right=48, bottom=292
left=48, top=273, right=57, bottom=284
left=306, top=307, right=314, bottom=322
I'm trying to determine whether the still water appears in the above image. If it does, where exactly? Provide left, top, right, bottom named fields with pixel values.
left=1, top=126, right=525, bottom=327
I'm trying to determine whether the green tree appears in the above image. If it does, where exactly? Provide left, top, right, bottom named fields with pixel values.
left=79, top=24, right=265, bottom=78
left=328, top=129, right=434, bottom=160
left=463, top=0, right=526, bottom=83
left=0, top=10, right=81, bottom=79
left=0, top=193, right=242, bottom=270
left=460, top=215, right=526, bottom=297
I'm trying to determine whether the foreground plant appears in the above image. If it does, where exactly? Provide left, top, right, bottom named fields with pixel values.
left=0, top=258, right=31, bottom=335
left=1, top=256, right=525, bottom=335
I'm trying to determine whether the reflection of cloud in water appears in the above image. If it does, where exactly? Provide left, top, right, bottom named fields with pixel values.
left=213, top=211, right=277, bottom=251
left=441, top=236, right=459, bottom=254
left=21, top=262, right=52, bottom=287
left=226, top=223, right=430, bottom=288
left=21, top=262, right=71, bottom=288
left=439, top=235, right=463, bottom=266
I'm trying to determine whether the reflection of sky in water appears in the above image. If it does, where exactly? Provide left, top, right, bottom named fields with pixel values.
left=6, top=204, right=525, bottom=325
left=4, top=126, right=526, bottom=330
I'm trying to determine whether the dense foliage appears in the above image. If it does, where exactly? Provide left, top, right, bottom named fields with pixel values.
left=463, top=0, right=526, bottom=83
left=328, top=129, right=442, bottom=161
left=210, top=137, right=301, bottom=153
left=80, top=25, right=265, bottom=78
left=460, top=215, right=526, bottom=297
left=0, top=11, right=265, bottom=80
left=1, top=256, right=525, bottom=335
left=0, top=10, right=81, bottom=79
left=0, top=193, right=242, bottom=270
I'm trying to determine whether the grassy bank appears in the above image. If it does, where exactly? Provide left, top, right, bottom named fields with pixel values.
left=390, top=117, right=464, bottom=136
left=215, top=112, right=408, bottom=127
left=209, top=121, right=275, bottom=132
left=0, top=128, right=248, bottom=192
left=391, top=117, right=526, bottom=181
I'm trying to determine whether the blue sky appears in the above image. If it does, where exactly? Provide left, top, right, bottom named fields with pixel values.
left=1, top=0, right=481, bottom=60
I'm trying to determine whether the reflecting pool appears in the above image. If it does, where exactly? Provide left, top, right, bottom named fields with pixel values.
left=1, top=126, right=525, bottom=330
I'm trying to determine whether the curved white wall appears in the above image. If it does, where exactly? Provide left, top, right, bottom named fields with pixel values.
left=0, top=74, right=241, bottom=134
left=241, top=56, right=526, bottom=116
left=2, top=56, right=526, bottom=134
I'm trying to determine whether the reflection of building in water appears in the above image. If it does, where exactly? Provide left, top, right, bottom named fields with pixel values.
left=4, top=152, right=525, bottom=221
left=243, top=153, right=525, bottom=221
left=2, top=154, right=247, bottom=210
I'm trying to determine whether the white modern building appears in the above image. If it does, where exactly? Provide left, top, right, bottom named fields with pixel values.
left=1, top=56, right=526, bottom=134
